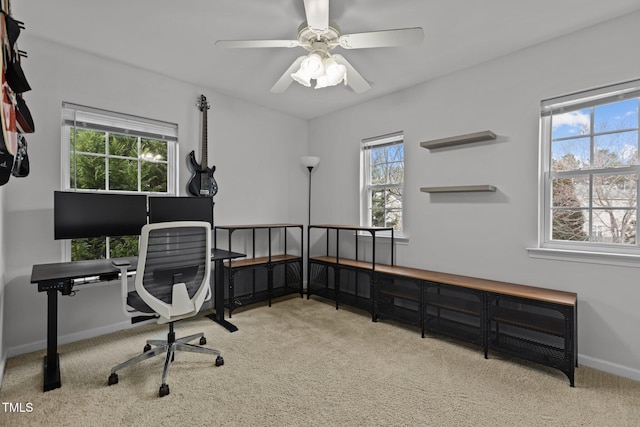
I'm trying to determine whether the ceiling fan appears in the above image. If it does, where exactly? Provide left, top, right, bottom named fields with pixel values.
left=215, top=0, right=424, bottom=94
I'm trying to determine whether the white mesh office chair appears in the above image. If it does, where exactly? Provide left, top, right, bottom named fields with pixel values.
left=108, top=221, right=223, bottom=397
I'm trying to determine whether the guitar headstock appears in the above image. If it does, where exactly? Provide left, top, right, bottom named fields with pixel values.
left=197, top=94, right=211, bottom=111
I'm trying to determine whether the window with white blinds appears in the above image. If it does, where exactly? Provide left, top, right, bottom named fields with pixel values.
left=62, top=102, right=177, bottom=194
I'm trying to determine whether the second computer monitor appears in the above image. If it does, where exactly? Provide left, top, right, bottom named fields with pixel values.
left=148, top=196, right=214, bottom=226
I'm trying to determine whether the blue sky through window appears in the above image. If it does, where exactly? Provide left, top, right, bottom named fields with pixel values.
left=551, top=99, right=639, bottom=168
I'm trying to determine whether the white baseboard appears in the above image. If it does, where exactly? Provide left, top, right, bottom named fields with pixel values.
left=579, top=354, right=640, bottom=382
left=6, top=320, right=136, bottom=358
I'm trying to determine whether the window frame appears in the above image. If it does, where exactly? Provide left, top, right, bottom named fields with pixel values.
left=60, top=103, right=179, bottom=261
left=535, top=79, right=640, bottom=264
left=360, top=131, right=405, bottom=237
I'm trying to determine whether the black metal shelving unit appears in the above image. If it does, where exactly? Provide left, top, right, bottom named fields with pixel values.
left=307, top=224, right=394, bottom=319
left=215, top=224, right=303, bottom=316
left=487, top=293, right=576, bottom=386
left=422, top=282, right=484, bottom=346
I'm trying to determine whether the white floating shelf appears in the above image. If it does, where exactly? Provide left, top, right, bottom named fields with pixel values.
left=420, top=185, right=497, bottom=193
left=420, top=130, right=497, bottom=150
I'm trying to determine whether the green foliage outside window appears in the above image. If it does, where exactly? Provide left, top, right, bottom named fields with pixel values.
left=69, top=128, right=169, bottom=261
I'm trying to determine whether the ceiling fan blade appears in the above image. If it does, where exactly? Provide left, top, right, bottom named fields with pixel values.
left=270, top=56, right=307, bottom=93
left=338, top=27, right=424, bottom=49
left=332, top=54, right=371, bottom=94
left=304, top=0, right=329, bottom=32
left=216, top=39, right=300, bottom=48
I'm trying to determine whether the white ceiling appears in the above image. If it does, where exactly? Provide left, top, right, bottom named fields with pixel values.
left=13, top=0, right=640, bottom=120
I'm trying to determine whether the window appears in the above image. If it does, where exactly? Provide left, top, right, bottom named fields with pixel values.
left=361, top=131, right=404, bottom=232
left=539, top=80, right=640, bottom=257
left=62, top=103, right=178, bottom=260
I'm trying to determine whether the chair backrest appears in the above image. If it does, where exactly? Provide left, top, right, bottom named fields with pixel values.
left=135, top=221, right=211, bottom=323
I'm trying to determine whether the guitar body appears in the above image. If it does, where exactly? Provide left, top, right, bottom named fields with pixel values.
left=187, top=95, right=217, bottom=198
left=187, top=150, right=217, bottom=197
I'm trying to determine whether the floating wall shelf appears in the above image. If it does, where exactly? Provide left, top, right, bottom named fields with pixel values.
left=420, top=130, right=497, bottom=150
left=420, top=185, right=497, bottom=193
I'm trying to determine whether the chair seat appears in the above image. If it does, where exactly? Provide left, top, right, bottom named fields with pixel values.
left=126, top=291, right=155, bottom=314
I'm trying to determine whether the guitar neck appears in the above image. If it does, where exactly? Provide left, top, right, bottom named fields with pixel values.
left=201, top=107, right=208, bottom=168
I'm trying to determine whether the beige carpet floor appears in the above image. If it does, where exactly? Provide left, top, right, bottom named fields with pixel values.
left=1, top=296, right=640, bottom=426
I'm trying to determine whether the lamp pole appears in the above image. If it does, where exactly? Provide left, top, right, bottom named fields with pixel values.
left=307, top=165, right=314, bottom=226
left=300, top=156, right=320, bottom=226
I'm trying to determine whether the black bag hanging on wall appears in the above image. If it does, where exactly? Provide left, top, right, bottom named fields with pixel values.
left=0, top=3, right=30, bottom=184
left=5, top=51, right=30, bottom=93
left=1, top=11, right=22, bottom=48
left=2, top=10, right=30, bottom=94
left=0, top=150, right=13, bottom=185
left=11, top=132, right=27, bottom=177
left=15, top=93, right=33, bottom=133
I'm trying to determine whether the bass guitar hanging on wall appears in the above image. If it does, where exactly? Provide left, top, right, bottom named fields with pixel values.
left=188, top=94, right=218, bottom=198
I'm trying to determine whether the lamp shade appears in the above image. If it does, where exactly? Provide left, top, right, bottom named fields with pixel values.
left=315, top=57, right=346, bottom=89
left=301, top=156, right=320, bottom=168
left=292, top=53, right=326, bottom=87
left=304, top=54, right=324, bottom=79
left=291, top=68, right=312, bottom=87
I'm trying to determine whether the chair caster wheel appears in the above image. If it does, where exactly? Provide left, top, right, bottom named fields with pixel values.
left=200, top=336, right=207, bottom=345
left=143, top=343, right=151, bottom=352
left=159, top=384, right=170, bottom=397
left=215, top=356, right=224, bottom=366
left=108, top=373, right=118, bottom=386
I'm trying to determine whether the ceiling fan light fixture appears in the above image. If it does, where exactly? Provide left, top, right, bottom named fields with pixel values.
left=291, top=53, right=325, bottom=87
left=218, top=1, right=423, bottom=94
left=315, top=57, right=346, bottom=89
left=314, top=75, right=330, bottom=89
left=304, top=53, right=324, bottom=79
left=326, top=57, right=346, bottom=83
left=291, top=68, right=312, bottom=87
left=314, top=69, right=345, bottom=89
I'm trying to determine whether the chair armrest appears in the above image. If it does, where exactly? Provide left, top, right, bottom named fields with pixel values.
left=112, top=259, right=131, bottom=268
left=112, top=260, right=133, bottom=318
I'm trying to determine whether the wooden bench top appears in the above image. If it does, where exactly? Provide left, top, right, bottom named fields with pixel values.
left=309, top=256, right=576, bottom=306
left=309, top=224, right=393, bottom=232
left=225, top=254, right=301, bottom=268
left=311, top=256, right=374, bottom=270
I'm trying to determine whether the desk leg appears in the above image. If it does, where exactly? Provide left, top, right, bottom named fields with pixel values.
left=43, top=289, right=61, bottom=392
left=206, top=260, right=238, bottom=332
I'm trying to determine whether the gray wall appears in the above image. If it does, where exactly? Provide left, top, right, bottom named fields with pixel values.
left=0, top=35, right=309, bottom=362
left=308, top=11, right=640, bottom=380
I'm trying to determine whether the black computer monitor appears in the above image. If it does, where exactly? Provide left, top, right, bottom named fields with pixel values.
left=148, top=196, right=214, bottom=226
left=54, top=191, right=148, bottom=240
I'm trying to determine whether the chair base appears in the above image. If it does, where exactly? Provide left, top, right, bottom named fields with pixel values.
left=108, top=323, right=223, bottom=397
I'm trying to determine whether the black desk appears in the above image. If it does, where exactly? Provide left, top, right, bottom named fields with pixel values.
left=30, top=249, right=244, bottom=392
left=208, top=249, right=245, bottom=331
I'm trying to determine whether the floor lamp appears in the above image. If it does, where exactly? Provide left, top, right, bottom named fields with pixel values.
left=301, top=156, right=320, bottom=225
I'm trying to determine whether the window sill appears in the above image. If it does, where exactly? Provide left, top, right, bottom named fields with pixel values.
left=357, top=232, right=409, bottom=245
left=527, top=247, right=640, bottom=268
